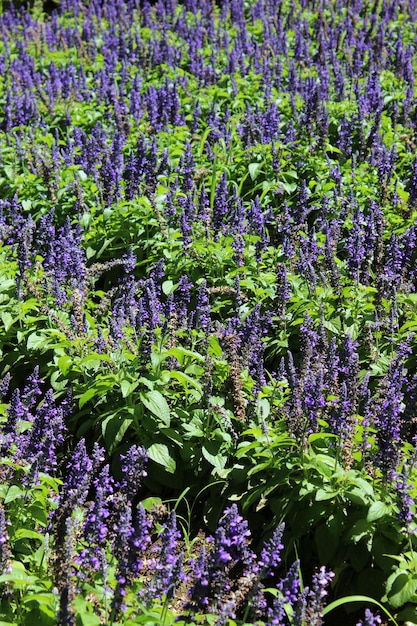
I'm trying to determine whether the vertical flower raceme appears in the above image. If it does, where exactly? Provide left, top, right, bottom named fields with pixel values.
left=258, top=524, right=285, bottom=578
left=24, top=388, right=66, bottom=477
left=77, top=465, right=114, bottom=579
left=112, top=502, right=151, bottom=615
left=305, top=566, right=334, bottom=626
left=54, top=517, right=77, bottom=626
left=116, top=444, right=148, bottom=503
left=143, top=510, right=184, bottom=604
left=0, top=504, right=11, bottom=576
left=187, top=546, right=211, bottom=611
left=192, top=279, right=211, bottom=331
left=188, top=504, right=258, bottom=616
left=49, top=440, right=103, bottom=540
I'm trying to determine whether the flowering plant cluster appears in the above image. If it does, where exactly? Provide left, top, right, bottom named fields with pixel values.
left=0, top=0, right=417, bottom=623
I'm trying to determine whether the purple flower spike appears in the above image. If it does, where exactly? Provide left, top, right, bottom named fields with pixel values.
left=306, top=566, right=335, bottom=625
left=259, top=524, right=285, bottom=577
left=278, top=560, right=301, bottom=606
left=143, top=510, right=184, bottom=604
left=117, top=445, right=148, bottom=503
left=0, top=505, right=11, bottom=575
left=356, top=608, right=382, bottom=626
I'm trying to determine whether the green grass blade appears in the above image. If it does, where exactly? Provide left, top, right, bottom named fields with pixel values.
left=323, top=595, right=399, bottom=626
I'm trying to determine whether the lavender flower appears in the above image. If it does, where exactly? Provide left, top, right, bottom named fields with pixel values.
left=192, top=279, right=211, bottom=331
left=306, top=566, right=334, bottom=626
left=278, top=560, right=301, bottom=605
left=116, top=445, right=148, bottom=503
left=77, top=465, right=114, bottom=576
left=394, top=466, right=415, bottom=530
left=143, top=510, right=184, bottom=604
left=24, top=388, right=66, bottom=476
left=258, top=524, right=285, bottom=578
left=187, top=546, right=211, bottom=610
left=112, top=502, right=151, bottom=614
left=21, top=366, right=42, bottom=407
left=356, top=609, right=382, bottom=626
left=0, top=505, right=11, bottom=575
left=50, top=440, right=103, bottom=535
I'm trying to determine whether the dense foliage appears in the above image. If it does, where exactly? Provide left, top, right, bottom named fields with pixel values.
left=1, top=0, right=417, bottom=623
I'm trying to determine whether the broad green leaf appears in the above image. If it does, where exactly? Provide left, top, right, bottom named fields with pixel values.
left=0, top=561, right=38, bottom=586
left=120, top=379, right=137, bottom=398
left=162, top=280, right=175, bottom=295
left=315, top=488, right=338, bottom=501
left=397, top=605, right=417, bottom=623
left=147, top=443, right=176, bottom=473
left=386, top=572, right=417, bottom=609
left=4, top=485, right=25, bottom=503
left=202, top=445, right=227, bottom=469
left=141, top=497, right=163, bottom=511
left=79, top=353, right=111, bottom=370
left=0, top=279, right=14, bottom=293
left=256, top=397, right=270, bottom=420
left=140, top=391, right=170, bottom=426
left=72, top=597, right=101, bottom=625
left=15, top=529, right=44, bottom=541
left=22, top=592, right=55, bottom=605
left=101, top=414, right=132, bottom=452
left=27, top=332, right=47, bottom=351
left=348, top=519, right=372, bottom=543
left=79, top=387, right=99, bottom=409
left=0, top=312, right=13, bottom=332
left=345, top=488, right=368, bottom=506
left=248, top=162, right=263, bottom=181
left=167, top=347, right=205, bottom=363
left=57, top=355, right=72, bottom=376
left=367, top=501, right=392, bottom=522
left=169, top=371, right=202, bottom=394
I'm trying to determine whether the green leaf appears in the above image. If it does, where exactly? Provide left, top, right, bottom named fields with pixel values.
left=147, top=443, right=176, bottom=473
left=0, top=312, right=13, bottom=332
left=169, top=371, right=202, bottom=394
left=120, top=379, right=137, bottom=398
left=386, top=572, right=417, bottom=609
left=22, top=592, right=55, bottom=606
left=14, top=529, right=44, bottom=541
left=79, top=353, right=111, bottom=371
left=202, top=446, right=227, bottom=469
left=162, top=280, right=175, bottom=295
left=348, top=519, right=373, bottom=543
left=315, top=488, right=338, bottom=501
left=141, top=497, right=163, bottom=511
left=167, top=347, right=205, bottom=364
left=4, top=485, right=25, bottom=503
left=248, top=162, right=263, bottom=181
left=140, top=391, right=170, bottom=426
left=397, top=605, right=417, bottom=623
left=27, top=333, right=47, bottom=351
left=79, top=387, right=99, bottom=409
left=256, top=397, right=270, bottom=420
left=73, top=597, right=101, bottom=625
left=367, top=501, right=392, bottom=522
left=57, top=355, right=72, bottom=376
left=345, top=488, right=369, bottom=506
left=0, top=561, right=38, bottom=586
left=101, top=414, right=132, bottom=453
